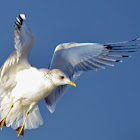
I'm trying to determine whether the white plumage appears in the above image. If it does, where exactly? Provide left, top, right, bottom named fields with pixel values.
left=0, top=14, right=139, bottom=137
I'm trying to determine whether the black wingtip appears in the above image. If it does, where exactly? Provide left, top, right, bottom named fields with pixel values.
left=15, top=14, right=26, bottom=30
left=115, top=60, right=121, bottom=62
left=106, top=46, right=112, bottom=50
left=19, top=14, right=26, bottom=21
left=122, top=55, right=129, bottom=57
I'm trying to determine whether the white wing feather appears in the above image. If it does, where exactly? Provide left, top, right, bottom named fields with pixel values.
left=45, top=40, right=140, bottom=113
left=0, top=14, right=35, bottom=84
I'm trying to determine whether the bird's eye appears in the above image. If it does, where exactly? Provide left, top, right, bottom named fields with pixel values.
left=60, top=76, right=64, bottom=79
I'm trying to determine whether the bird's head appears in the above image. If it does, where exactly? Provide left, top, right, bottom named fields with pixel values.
left=50, top=69, right=76, bottom=87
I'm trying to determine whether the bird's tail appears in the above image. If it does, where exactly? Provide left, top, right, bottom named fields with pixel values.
left=0, top=95, right=43, bottom=130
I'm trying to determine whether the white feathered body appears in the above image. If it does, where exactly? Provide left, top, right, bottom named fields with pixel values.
left=0, top=67, right=56, bottom=129
left=12, top=67, right=55, bottom=103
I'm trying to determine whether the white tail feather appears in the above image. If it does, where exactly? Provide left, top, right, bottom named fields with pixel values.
left=0, top=95, right=13, bottom=120
left=0, top=93, right=43, bottom=130
left=6, top=102, right=43, bottom=130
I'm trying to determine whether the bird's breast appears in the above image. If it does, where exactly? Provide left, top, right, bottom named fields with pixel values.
left=11, top=68, right=56, bottom=103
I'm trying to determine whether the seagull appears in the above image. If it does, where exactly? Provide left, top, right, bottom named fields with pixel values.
left=0, top=14, right=139, bottom=137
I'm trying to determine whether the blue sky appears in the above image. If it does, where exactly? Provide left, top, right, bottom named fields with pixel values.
left=0, top=0, right=140, bottom=140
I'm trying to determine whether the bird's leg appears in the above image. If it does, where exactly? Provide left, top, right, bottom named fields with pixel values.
left=16, top=109, right=30, bottom=138
left=16, top=103, right=36, bottom=138
left=0, top=103, right=14, bottom=130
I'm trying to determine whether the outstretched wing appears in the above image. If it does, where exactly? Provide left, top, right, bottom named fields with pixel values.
left=45, top=39, right=140, bottom=113
left=0, top=14, right=35, bottom=96
left=14, top=14, right=35, bottom=59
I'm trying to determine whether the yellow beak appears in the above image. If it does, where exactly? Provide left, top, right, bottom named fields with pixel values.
left=68, top=81, right=76, bottom=87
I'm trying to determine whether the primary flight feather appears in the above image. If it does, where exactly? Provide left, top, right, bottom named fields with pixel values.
left=0, top=14, right=139, bottom=137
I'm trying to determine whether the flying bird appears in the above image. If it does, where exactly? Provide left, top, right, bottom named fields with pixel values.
left=0, top=14, right=139, bottom=137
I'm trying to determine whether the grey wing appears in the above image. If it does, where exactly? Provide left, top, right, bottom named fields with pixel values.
left=45, top=40, right=140, bottom=113
left=0, top=14, right=35, bottom=96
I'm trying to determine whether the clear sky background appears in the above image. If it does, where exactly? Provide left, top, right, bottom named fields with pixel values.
left=0, top=0, right=140, bottom=140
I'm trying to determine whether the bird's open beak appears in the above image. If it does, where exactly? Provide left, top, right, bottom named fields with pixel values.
left=68, top=81, right=76, bottom=87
